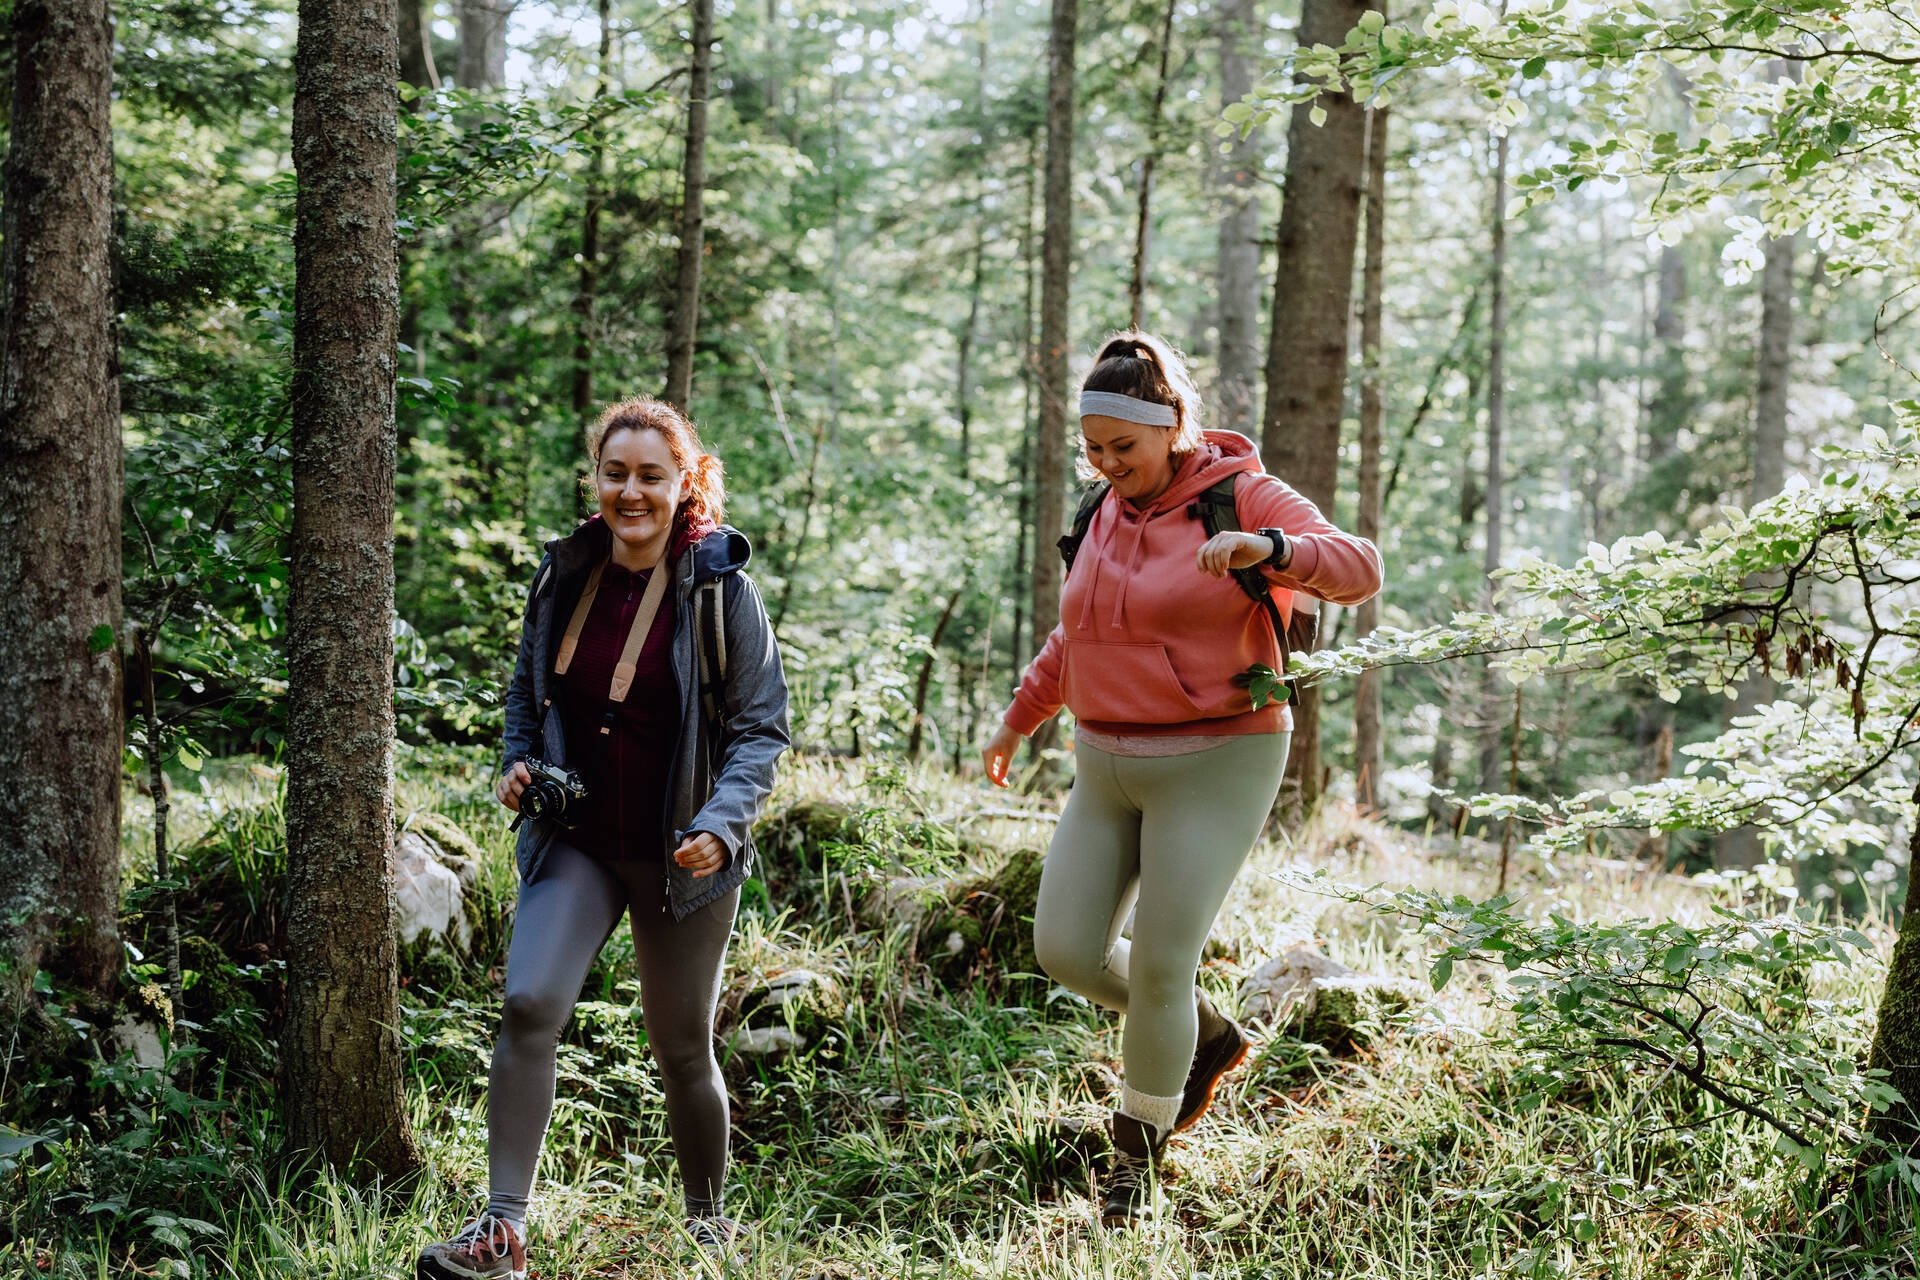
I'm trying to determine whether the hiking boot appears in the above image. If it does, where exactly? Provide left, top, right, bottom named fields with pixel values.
left=685, top=1214, right=750, bottom=1261
left=1098, top=1112, right=1167, bottom=1227
left=1177, top=987, right=1251, bottom=1133
left=417, top=1213, right=527, bottom=1280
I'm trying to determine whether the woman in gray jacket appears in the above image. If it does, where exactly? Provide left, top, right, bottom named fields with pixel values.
left=419, top=397, right=790, bottom=1280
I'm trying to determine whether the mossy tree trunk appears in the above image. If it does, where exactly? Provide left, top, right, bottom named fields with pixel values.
left=1211, top=0, right=1263, bottom=439
left=1352, top=103, right=1388, bottom=810
left=283, top=0, right=422, bottom=1180
left=1868, top=787, right=1920, bottom=1150
left=1260, top=0, right=1380, bottom=815
left=0, top=0, right=122, bottom=1004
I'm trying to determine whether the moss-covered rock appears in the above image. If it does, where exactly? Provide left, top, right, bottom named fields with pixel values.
left=920, top=846, right=1046, bottom=986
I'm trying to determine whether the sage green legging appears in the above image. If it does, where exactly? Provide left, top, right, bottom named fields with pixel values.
left=1033, top=732, right=1290, bottom=1101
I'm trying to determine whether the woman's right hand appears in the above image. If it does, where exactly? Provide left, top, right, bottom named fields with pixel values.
left=496, top=761, right=532, bottom=812
left=983, top=723, right=1024, bottom=789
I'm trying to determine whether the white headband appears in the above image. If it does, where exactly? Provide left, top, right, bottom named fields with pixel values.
left=1079, top=390, right=1177, bottom=428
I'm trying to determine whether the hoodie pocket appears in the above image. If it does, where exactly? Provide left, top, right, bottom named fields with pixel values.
left=1061, top=639, right=1206, bottom=725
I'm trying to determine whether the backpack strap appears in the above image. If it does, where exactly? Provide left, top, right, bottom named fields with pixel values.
left=696, top=577, right=729, bottom=761
left=1056, top=480, right=1112, bottom=573
left=1189, top=474, right=1310, bottom=707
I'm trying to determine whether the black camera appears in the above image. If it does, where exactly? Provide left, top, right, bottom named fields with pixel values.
left=510, top=757, right=588, bottom=830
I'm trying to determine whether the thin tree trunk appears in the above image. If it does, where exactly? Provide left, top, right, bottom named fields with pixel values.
left=908, top=584, right=966, bottom=761
left=572, top=0, right=611, bottom=419
left=1127, top=0, right=1178, bottom=330
left=457, top=0, right=514, bottom=89
left=1717, top=229, right=1797, bottom=871
left=399, top=0, right=439, bottom=96
left=1260, top=0, right=1379, bottom=816
left=957, top=215, right=986, bottom=480
left=1381, top=285, right=1481, bottom=516
left=664, top=0, right=715, bottom=412
left=772, top=422, right=823, bottom=633
left=134, top=627, right=184, bottom=1019
left=1496, top=683, right=1522, bottom=893
left=0, top=0, right=121, bottom=1003
left=1353, top=104, right=1388, bottom=811
left=285, top=0, right=422, bottom=1179
left=1212, top=0, right=1262, bottom=437
left=1012, top=128, right=1039, bottom=681
left=1477, top=129, right=1510, bottom=795
left=1030, top=0, right=1078, bottom=759
left=1641, top=245, right=1687, bottom=474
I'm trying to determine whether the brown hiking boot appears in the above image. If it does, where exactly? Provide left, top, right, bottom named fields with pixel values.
left=1176, top=988, right=1250, bottom=1132
left=417, top=1213, right=527, bottom=1280
left=1099, top=1112, right=1168, bottom=1227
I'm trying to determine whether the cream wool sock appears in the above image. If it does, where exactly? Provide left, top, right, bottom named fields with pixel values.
left=1119, top=1086, right=1182, bottom=1138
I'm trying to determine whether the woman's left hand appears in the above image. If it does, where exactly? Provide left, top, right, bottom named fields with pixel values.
left=1197, top=531, right=1275, bottom=578
left=674, top=831, right=728, bottom=878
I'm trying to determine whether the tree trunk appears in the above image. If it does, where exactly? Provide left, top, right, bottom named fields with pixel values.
left=1640, top=245, right=1687, bottom=477
left=907, top=584, right=966, bottom=761
left=457, top=0, right=514, bottom=90
left=1716, top=229, right=1797, bottom=871
left=957, top=216, right=985, bottom=480
left=1869, top=787, right=1920, bottom=1151
left=1013, top=129, right=1039, bottom=680
left=1477, top=128, right=1510, bottom=795
left=399, top=0, right=439, bottom=96
left=1353, top=104, right=1388, bottom=811
left=1212, top=0, right=1262, bottom=437
left=0, top=0, right=121, bottom=1004
left=1029, top=0, right=1078, bottom=756
left=1260, top=0, right=1379, bottom=816
left=285, top=0, right=422, bottom=1180
left=572, top=0, right=611, bottom=419
left=663, top=0, right=716, bottom=412
left=1126, top=0, right=1177, bottom=330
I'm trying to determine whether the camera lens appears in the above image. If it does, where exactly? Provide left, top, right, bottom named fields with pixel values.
left=522, top=779, right=561, bottom=821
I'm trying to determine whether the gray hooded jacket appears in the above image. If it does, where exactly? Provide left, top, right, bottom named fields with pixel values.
left=499, top=518, right=790, bottom=919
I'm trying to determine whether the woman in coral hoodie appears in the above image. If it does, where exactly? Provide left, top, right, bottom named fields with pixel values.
left=983, top=332, right=1382, bottom=1226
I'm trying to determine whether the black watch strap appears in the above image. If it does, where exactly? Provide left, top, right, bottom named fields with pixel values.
left=1256, top=527, right=1289, bottom=567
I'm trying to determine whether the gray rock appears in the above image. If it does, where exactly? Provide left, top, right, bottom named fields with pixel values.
left=728, top=1026, right=805, bottom=1057
left=393, top=829, right=479, bottom=951
left=1239, top=942, right=1423, bottom=1050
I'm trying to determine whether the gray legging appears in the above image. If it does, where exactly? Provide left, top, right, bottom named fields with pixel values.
left=1033, top=733, right=1290, bottom=1111
left=487, top=840, right=739, bottom=1222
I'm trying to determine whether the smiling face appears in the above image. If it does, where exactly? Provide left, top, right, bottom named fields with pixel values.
left=1080, top=414, right=1177, bottom=505
left=595, top=426, right=686, bottom=565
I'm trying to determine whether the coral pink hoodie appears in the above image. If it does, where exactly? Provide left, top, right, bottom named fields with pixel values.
left=1004, top=431, right=1383, bottom=737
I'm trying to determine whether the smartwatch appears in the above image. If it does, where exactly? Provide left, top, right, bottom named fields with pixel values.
left=1256, top=527, right=1291, bottom=569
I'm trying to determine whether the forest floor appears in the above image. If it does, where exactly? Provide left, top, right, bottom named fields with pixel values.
left=8, top=749, right=1916, bottom=1279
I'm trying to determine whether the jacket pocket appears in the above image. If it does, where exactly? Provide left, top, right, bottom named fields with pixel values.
left=1061, top=639, right=1206, bottom=724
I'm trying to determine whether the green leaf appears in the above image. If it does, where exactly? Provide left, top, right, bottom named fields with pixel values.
left=0, top=1129, right=47, bottom=1158
left=1430, top=955, right=1454, bottom=991
left=1522, top=56, right=1547, bottom=79
left=88, top=624, right=116, bottom=654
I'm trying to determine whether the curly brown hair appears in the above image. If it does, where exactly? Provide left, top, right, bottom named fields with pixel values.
left=588, top=396, right=726, bottom=527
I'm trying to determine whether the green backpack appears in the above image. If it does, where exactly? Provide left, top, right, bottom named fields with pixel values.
left=1055, top=473, right=1316, bottom=707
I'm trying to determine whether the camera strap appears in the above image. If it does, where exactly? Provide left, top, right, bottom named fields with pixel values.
left=553, top=556, right=672, bottom=709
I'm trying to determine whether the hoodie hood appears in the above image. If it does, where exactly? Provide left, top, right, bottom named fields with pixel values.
left=1081, top=430, right=1264, bottom=629
left=546, top=515, right=752, bottom=587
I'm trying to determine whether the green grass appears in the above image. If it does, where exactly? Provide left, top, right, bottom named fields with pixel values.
left=6, top=752, right=1915, bottom=1278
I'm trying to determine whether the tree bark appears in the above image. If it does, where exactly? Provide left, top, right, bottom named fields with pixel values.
left=285, top=0, right=422, bottom=1180
left=0, top=0, right=121, bottom=1004
left=1126, top=0, right=1177, bottom=330
left=572, top=0, right=611, bottom=419
left=1013, top=128, right=1040, bottom=681
left=1477, top=128, right=1510, bottom=795
left=1869, top=788, right=1920, bottom=1151
left=1260, top=0, right=1379, bottom=815
left=663, top=0, right=716, bottom=412
left=1353, top=104, right=1388, bottom=811
left=1029, top=0, right=1077, bottom=757
left=1212, top=0, right=1262, bottom=438
left=457, top=0, right=514, bottom=90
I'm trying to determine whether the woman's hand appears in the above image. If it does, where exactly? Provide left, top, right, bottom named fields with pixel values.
left=496, top=761, right=532, bottom=812
left=674, top=830, right=728, bottom=878
left=1197, top=531, right=1275, bottom=578
left=983, top=723, right=1024, bottom=789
